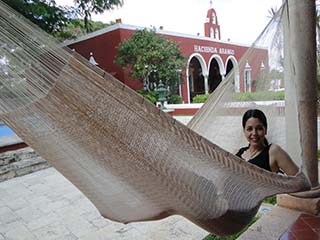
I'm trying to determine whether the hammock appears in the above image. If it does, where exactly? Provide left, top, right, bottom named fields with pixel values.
left=0, top=0, right=312, bottom=237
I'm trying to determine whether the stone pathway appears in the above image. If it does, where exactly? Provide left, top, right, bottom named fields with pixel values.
left=0, top=167, right=208, bottom=240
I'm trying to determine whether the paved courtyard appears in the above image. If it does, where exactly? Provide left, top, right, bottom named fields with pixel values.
left=0, top=167, right=208, bottom=240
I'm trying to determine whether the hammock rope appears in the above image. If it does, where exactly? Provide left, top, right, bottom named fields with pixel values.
left=0, top=0, right=313, bottom=236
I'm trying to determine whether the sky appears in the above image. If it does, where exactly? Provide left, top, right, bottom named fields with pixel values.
left=54, top=0, right=283, bottom=44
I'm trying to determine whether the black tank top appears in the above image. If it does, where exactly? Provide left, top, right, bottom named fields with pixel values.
left=235, top=144, right=272, bottom=172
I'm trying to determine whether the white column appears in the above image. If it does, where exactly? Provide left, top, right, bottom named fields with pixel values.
left=204, top=74, right=209, bottom=94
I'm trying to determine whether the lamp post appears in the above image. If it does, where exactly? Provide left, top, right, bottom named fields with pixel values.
left=156, top=80, right=167, bottom=110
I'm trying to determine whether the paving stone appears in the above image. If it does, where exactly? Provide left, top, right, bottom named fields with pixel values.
left=26, top=195, right=51, bottom=208
left=26, top=212, right=60, bottom=231
left=36, top=197, right=71, bottom=214
left=0, top=206, right=21, bottom=224
left=53, top=197, right=95, bottom=219
left=112, top=225, right=152, bottom=240
left=31, top=168, right=56, bottom=178
left=0, top=199, right=5, bottom=208
left=62, top=214, right=98, bottom=238
left=32, top=221, right=75, bottom=240
left=131, top=215, right=193, bottom=237
left=18, top=168, right=54, bottom=182
left=132, top=217, right=207, bottom=240
left=43, top=171, right=72, bottom=185
left=21, top=175, right=47, bottom=188
left=84, top=209, right=104, bottom=221
left=58, top=233, right=78, bottom=240
left=172, top=217, right=208, bottom=239
left=0, top=188, right=9, bottom=203
left=27, top=182, right=54, bottom=195
left=89, top=215, right=111, bottom=229
left=60, top=189, right=83, bottom=202
left=0, top=220, right=20, bottom=234
left=2, top=222, right=36, bottom=240
left=0, top=183, right=33, bottom=200
left=79, top=223, right=151, bottom=240
left=14, top=206, right=44, bottom=223
left=0, top=178, right=21, bottom=190
left=6, top=197, right=29, bottom=211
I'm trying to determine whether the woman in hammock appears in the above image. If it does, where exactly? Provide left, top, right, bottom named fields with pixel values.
left=236, top=109, right=299, bottom=176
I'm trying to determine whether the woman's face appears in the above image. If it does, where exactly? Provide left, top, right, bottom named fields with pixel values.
left=243, top=117, right=267, bottom=147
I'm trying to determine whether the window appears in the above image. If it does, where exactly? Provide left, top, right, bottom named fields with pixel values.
left=215, top=28, right=219, bottom=39
left=244, top=61, right=251, bottom=92
left=244, top=69, right=251, bottom=92
left=210, top=28, right=214, bottom=38
left=212, top=13, right=216, bottom=24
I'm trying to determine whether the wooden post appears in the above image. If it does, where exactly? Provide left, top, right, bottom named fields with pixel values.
left=284, top=0, right=318, bottom=187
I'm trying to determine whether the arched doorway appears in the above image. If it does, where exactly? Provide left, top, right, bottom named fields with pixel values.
left=208, top=58, right=222, bottom=92
left=226, top=59, right=234, bottom=76
left=225, top=56, right=239, bottom=92
left=188, top=57, right=205, bottom=101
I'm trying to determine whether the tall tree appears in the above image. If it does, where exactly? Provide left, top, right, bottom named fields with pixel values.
left=74, top=0, right=123, bottom=32
left=3, top=0, right=121, bottom=36
left=54, top=19, right=114, bottom=41
left=2, top=0, right=69, bottom=34
left=115, top=28, right=186, bottom=97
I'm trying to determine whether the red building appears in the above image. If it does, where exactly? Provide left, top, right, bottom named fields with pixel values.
left=65, top=6, right=267, bottom=104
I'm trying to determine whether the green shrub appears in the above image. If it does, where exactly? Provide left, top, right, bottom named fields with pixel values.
left=193, top=94, right=210, bottom=103
left=232, top=91, right=284, bottom=101
left=137, top=89, right=158, bottom=104
left=168, top=94, right=183, bottom=104
left=191, top=91, right=284, bottom=103
left=263, top=195, right=276, bottom=205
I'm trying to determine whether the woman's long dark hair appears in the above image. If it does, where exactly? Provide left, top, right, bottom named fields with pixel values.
left=242, top=109, right=269, bottom=146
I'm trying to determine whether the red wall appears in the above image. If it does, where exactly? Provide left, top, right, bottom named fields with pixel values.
left=67, top=25, right=267, bottom=103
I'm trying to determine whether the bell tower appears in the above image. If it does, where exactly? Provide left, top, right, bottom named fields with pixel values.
left=204, top=0, right=221, bottom=40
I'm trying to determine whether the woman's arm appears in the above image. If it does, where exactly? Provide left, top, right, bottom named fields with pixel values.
left=269, top=144, right=299, bottom=176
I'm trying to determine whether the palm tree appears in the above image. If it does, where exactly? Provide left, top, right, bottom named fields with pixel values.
left=268, top=2, right=320, bottom=107
left=267, top=6, right=278, bottom=19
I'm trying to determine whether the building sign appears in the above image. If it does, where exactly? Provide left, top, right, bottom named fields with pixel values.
left=194, top=45, right=235, bottom=55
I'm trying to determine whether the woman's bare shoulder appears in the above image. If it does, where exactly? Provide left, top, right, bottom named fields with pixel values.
left=269, top=143, right=299, bottom=175
left=269, top=143, right=288, bottom=160
left=269, top=143, right=283, bottom=153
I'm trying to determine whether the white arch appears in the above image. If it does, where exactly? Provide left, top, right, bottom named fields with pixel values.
left=186, top=53, right=208, bottom=103
left=187, top=53, right=208, bottom=74
left=208, top=54, right=225, bottom=76
left=225, top=55, right=240, bottom=92
left=225, top=56, right=238, bottom=74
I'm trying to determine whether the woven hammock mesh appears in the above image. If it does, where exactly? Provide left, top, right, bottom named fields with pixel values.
left=0, top=0, right=311, bottom=237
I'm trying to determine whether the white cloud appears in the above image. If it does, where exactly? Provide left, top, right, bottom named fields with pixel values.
left=55, top=0, right=282, bottom=44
